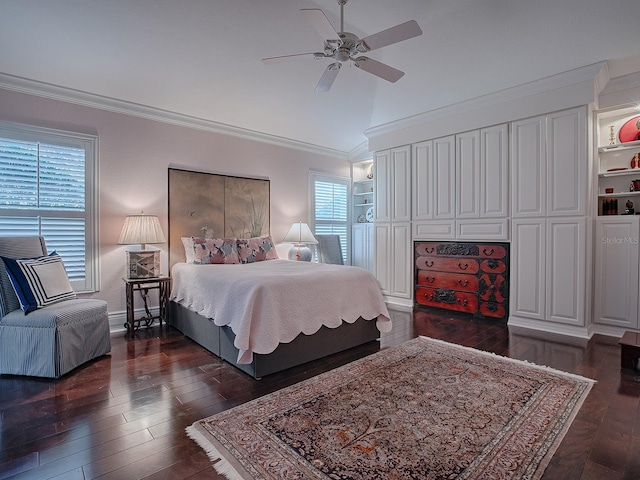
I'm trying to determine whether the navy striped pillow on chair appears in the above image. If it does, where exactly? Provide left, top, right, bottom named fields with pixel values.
left=0, top=252, right=76, bottom=314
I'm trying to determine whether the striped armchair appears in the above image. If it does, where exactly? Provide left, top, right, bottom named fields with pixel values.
left=0, top=236, right=111, bottom=378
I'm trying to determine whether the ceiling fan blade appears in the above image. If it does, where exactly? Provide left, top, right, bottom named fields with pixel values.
left=360, top=20, right=422, bottom=51
left=353, top=57, right=404, bottom=83
left=301, top=8, right=340, bottom=42
left=262, top=52, right=323, bottom=64
left=315, top=63, right=341, bottom=92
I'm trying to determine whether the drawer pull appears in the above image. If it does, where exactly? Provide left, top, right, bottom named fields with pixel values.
left=425, top=260, right=434, bottom=267
left=483, top=248, right=494, bottom=256
left=426, top=247, right=435, bottom=254
left=457, top=298, right=468, bottom=306
left=425, top=276, right=435, bottom=283
left=457, top=279, right=469, bottom=287
left=457, top=262, right=469, bottom=270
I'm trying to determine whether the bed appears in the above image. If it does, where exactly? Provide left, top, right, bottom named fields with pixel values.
left=166, top=168, right=391, bottom=379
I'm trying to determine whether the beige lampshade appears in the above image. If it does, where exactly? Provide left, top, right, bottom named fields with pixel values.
left=282, top=221, right=318, bottom=245
left=118, top=213, right=166, bottom=249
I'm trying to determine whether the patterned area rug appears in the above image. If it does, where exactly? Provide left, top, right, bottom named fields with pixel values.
left=187, top=337, right=594, bottom=480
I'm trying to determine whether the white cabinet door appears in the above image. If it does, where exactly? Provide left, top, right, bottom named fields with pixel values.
left=412, top=136, right=455, bottom=221
left=352, top=223, right=374, bottom=273
left=390, top=222, right=412, bottom=298
left=456, top=130, right=480, bottom=218
left=481, top=123, right=509, bottom=218
left=511, top=219, right=546, bottom=320
left=545, top=217, right=586, bottom=326
left=594, top=217, right=640, bottom=329
left=546, top=107, right=587, bottom=217
left=374, top=150, right=391, bottom=223
left=433, top=136, right=456, bottom=220
left=373, top=222, right=410, bottom=299
left=374, top=147, right=410, bottom=223
left=374, top=223, right=390, bottom=294
left=392, top=146, right=412, bottom=223
left=412, top=140, right=432, bottom=221
left=511, top=116, right=546, bottom=217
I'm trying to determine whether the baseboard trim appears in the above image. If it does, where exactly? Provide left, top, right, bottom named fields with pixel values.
left=507, top=315, right=591, bottom=339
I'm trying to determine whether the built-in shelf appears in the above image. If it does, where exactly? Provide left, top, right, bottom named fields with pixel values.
left=598, top=169, right=640, bottom=178
left=597, top=191, right=640, bottom=198
left=598, top=140, right=640, bottom=153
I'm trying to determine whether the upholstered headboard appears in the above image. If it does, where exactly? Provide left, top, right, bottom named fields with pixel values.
left=167, top=168, right=270, bottom=272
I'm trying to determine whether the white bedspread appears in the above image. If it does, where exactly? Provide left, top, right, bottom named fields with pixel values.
left=170, top=260, right=391, bottom=364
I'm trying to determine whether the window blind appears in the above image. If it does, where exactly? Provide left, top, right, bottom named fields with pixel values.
left=310, top=173, right=350, bottom=263
left=0, top=122, right=98, bottom=292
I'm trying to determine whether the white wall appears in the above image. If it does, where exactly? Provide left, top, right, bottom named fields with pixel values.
left=0, top=87, right=351, bottom=320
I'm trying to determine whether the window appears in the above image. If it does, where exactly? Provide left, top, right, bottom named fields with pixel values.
left=0, top=121, right=99, bottom=292
left=310, top=172, right=350, bottom=263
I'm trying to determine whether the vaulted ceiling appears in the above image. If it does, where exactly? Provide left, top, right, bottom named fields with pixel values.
left=1, top=0, right=638, bottom=155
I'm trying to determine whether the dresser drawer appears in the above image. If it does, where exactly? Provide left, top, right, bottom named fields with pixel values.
left=415, top=287, right=478, bottom=314
left=414, top=240, right=509, bottom=321
left=480, top=259, right=507, bottom=274
left=416, top=242, right=507, bottom=259
left=416, top=256, right=479, bottom=274
left=478, top=274, right=508, bottom=303
left=417, top=270, right=479, bottom=292
left=479, top=301, right=507, bottom=319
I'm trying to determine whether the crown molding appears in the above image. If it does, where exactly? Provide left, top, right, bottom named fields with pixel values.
left=0, top=72, right=350, bottom=160
left=597, top=70, right=640, bottom=111
left=365, top=62, right=606, bottom=140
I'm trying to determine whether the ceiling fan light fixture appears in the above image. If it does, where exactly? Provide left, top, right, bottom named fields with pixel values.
left=263, top=0, right=422, bottom=91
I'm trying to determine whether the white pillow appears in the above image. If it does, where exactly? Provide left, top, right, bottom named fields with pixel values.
left=181, top=237, right=196, bottom=263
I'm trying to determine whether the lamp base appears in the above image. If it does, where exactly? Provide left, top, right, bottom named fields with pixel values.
left=126, top=250, right=161, bottom=278
left=288, top=244, right=313, bottom=262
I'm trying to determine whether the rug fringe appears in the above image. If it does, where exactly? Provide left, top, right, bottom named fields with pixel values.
left=418, top=336, right=597, bottom=385
left=186, top=424, right=245, bottom=480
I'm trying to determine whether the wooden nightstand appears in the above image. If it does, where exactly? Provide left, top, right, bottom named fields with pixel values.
left=123, top=276, right=170, bottom=332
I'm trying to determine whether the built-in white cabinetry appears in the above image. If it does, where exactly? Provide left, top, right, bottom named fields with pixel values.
left=480, top=124, right=510, bottom=218
left=510, top=106, right=589, bottom=334
left=351, top=159, right=375, bottom=272
left=412, top=135, right=456, bottom=239
left=456, top=130, right=481, bottom=218
left=596, top=106, right=640, bottom=216
left=593, top=106, right=640, bottom=333
left=412, top=125, right=509, bottom=241
left=511, top=217, right=587, bottom=328
left=594, top=216, right=639, bottom=329
left=374, top=146, right=412, bottom=305
left=374, top=146, right=411, bottom=223
left=352, top=223, right=374, bottom=273
left=412, top=136, right=456, bottom=222
left=373, top=222, right=411, bottom=299
left=455, top=124, right=509, bottom=239
left=512, top=108, right=587, bottom=218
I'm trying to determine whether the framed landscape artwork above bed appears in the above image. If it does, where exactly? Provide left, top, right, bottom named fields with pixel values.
left=168, top=167, right=270, bottom=269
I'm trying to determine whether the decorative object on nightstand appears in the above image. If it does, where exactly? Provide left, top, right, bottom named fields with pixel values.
left=118, top=212, right=167, bottom=278
left=283, top=221, right=318, bottom=261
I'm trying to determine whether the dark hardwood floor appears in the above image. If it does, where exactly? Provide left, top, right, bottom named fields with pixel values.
left=1, top=307, right=638, bottom=479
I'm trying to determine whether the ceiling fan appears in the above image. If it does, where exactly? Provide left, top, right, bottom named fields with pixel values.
left=262, top=0, right=423, bottom=92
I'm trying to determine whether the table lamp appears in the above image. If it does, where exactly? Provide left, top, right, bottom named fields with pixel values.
left=118, top=212, right=166, bottom=278
left=282, top=221, right=318, bottom=261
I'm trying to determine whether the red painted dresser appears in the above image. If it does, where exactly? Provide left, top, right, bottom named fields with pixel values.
left=414, top=241, right=509, bottom=320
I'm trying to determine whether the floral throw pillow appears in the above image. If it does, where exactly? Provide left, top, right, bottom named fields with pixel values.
left=236, top=236, right=279, bottom=264
left=189, top=237, right=239, bottom=264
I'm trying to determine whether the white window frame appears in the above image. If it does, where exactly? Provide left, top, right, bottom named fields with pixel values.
left=309, top=171, right=351, bottom=264
left=0, top=120, right=99, bottom=293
